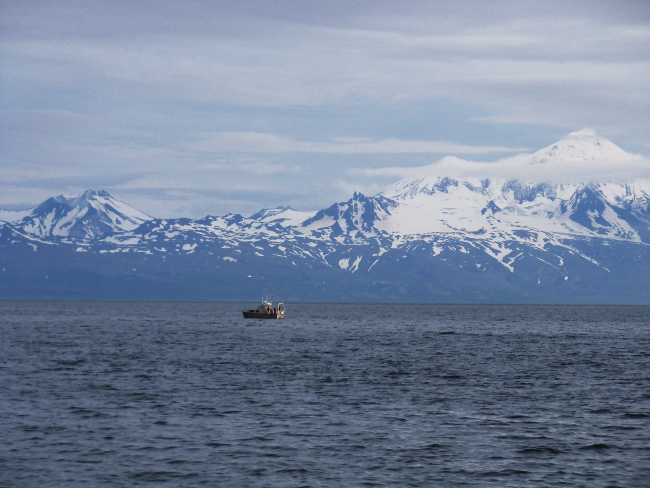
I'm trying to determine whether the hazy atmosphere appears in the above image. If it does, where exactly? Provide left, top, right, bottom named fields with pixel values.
left=3, top=5, right=650, bottom=485
left=2, top=0, right=649, bottom=217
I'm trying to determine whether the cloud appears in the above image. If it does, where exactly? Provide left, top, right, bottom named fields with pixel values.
left=196, top=158, right=301, bottom=175
left=351, top=152, right=650, bottom=186
left=3, top=4, right=648, bottom=113
left=1, top=0, right=649, bottom=218
left=190, top=132, right=527, bottom=155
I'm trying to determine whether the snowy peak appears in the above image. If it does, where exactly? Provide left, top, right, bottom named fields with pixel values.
left=248, top=206, right=315, bottom=227
left=367, top=129, right=650, bottom=244
left=301, top=192, right=396, bottom=237
left=249, top=206, right=293, bottom=220
left=13, top=190, right=152, bottom=238
left=384, top=176, right=489, bottom=201
left=527, top=129, right=634, bottom=165
left=382, top=130, right=642, bottom=201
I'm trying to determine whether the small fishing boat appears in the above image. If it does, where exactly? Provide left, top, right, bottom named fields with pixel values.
left=242, top=299, right=285, bottom=319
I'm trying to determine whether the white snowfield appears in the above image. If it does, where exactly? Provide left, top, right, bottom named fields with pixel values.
left=89, top=192, right=152, bottom=230
left=373, top=179, right=650, bottom=240
left=0, top=208, right=33, bottom=223
left=248, top=206, right=315, bottom=228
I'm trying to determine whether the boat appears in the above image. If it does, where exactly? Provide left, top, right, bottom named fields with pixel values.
left=242, top=299, right=285, bottom=319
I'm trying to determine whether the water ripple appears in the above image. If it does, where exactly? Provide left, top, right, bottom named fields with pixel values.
left=1, top=301, right=649, bottom=487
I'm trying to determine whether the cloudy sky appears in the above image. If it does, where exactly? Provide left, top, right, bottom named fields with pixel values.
left=2, top=0, right=649, bottom=217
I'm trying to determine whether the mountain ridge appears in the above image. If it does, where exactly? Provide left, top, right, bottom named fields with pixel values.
left=2, top=130, right=650, bottom=303
left=8, top=190, right=152, bottom=239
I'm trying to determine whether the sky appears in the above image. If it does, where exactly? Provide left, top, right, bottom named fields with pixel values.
left=1, top=0, right=649, bottom=218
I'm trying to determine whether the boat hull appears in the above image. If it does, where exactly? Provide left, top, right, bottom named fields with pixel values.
left=242, top=311, right=284, bottom=319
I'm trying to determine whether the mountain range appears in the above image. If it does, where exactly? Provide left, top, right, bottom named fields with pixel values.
left=2, top=129, right=650, bottom=303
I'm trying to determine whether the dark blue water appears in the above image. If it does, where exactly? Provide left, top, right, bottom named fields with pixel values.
left=1, top=301, right=649, bottom=487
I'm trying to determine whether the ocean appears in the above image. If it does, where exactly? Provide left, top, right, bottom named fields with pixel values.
left=1, top=300, right=649, bottom=487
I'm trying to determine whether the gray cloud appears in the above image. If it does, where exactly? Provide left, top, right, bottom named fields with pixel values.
left=352, top=154, right=650, bottom=186
left=1, top=0, right=648, bottom=217
left=189, top=132, right=528, bottom=154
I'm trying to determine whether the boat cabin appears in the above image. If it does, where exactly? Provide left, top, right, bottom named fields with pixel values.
left=242, top=300, right=285, bottom=319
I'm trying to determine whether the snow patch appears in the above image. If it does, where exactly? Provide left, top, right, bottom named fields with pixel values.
left=349, top=255, right=363, bottom=273
left=105, top=236, right=140, bottom=245
left=0, top=208, right=33, bottom=222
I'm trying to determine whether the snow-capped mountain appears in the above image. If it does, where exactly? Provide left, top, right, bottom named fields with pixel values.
left=300, top=192, right=397, bottom=237
left=375, top=178, right=650, bottom=242
left=2, top=130, right=650, bottom=303
left=521, top=128, right=640, bottom=165
left=301, top=129, right=650, bottom=251
left=7, top=190, right=151, bottom=239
